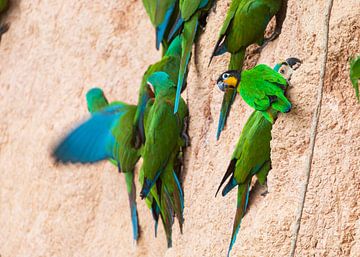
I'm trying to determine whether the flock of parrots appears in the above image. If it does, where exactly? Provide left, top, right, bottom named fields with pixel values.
left=1, top=0, right=359, bottom=256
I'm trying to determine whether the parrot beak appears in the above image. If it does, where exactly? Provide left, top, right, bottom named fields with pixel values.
left=217, top=81, right=226, bottom=92
left=286, top=57, right=302, bottom=70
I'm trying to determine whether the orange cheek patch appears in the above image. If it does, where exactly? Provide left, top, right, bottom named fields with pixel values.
left=224, top=77, right=238, bottom=88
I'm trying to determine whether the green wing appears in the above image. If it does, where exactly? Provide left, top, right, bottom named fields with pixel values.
left=239, top=64, right=290, bottom=113
left=0, top=0, right=8, bottom=13
left=141, top=97, right=181, bottom=196
left=179, top=0, right=203, bottom=20
left=350, top=55, right=360, bottom=101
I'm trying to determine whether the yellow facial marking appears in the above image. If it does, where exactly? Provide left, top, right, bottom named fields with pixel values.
left=224, top=77, right=238, bottom=88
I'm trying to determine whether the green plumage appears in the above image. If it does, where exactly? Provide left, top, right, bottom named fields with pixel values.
left=142, top=0, right=178, bottom=51
left=239, top=64, right=290, bottom=123
left=211, top=0, right=284, bottom=139
left=350, top=55, right=360, bottom=102
left=139, top=72, right=188, bottom=247
left=85, top=88, right=141, bottom=242
left=217, top=59, right=300, bottom=256
left=133, top=36, right=182, bottom=147
left=173, top=0, right=214, bottom=113
left=0, top=0, right=8, bottom=12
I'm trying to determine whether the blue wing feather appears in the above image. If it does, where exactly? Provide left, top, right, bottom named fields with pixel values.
left=53, top=104, right=128, bottom=163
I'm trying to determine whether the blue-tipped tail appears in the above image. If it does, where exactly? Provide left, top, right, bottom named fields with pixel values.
left=216, top=88, right=237, bottom=140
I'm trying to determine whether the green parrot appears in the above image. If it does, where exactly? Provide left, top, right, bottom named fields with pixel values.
left=140, top=148, right=185, bottom=247
left=216, top=58, right=301, bottom=257
left=216, top=63, right=292, bottom=124
left=52, top=88, right=141, bottom=242
left=209, top=0, right=288, bottom=139
left=168, top=0, right=215, bottom=113
left=142, top=0, right=179, bottom=52
left=139, top=71, right=188, bottom=199
left=0, top=0, right=9, bottom=41
left=139, top=71, right=188, bottom=247
left=349, top=55, right=360, bottom=102
left=132, top=35, right=182, bottom=148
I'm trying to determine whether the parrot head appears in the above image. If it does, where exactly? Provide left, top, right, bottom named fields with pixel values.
left=86, top=87, right=109, bottom=113
left=216, top=70, right=241, bottom=92
left=147, top=71, right=176, bottom=96
left=274, top=57, right=302, bottom=80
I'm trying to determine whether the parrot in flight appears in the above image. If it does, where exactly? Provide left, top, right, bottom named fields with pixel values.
left=139, top=71, right=189, bottom=247
left=52, top=88, right=141, bottom=242
left=349, top=55, right=360, bottom=102
left=168, top=0, right=215, bottom=114
left=132, top=35, right=183, bottom=148
left=142, top=0, right=179, bottom=52
left=216, top=58, right=301, bottom=257
left=216, top=63, right=292, bottom=124
left=209, top=0, right=288, bottom=139
left=0, top=0, right=9, bottom=41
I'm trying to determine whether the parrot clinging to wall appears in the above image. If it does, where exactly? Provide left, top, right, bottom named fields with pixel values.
left=216, top=63, right=292, bottom=124
left=216, top=58, right=301, bottom=257
left=142, top=0, right=178, bottom=52
left=139, top=71, right=189, bottom=247
left=168, top=0, right=215, bottom=113
left=133, top=35, right=183, bottom=148
left=349, top=55, right=360, bottom=102
left=209, top=0, right=288, bottom=139
left=0, top=0, right=9, bottom=41
left=52, top=88, right=141, bottom=242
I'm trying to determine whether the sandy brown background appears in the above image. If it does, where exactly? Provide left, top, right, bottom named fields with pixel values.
left=0, top=0, right=359, bottom=256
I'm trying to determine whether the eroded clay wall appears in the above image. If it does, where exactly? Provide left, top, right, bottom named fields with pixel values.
left=0, top=1, right=359, bottom=256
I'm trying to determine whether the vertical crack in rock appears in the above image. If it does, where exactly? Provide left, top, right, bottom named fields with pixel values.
left=289, top=0, right=335, bottom=256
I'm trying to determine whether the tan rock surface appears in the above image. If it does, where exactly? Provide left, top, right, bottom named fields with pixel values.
left=0, top=1, right=359, bottom=257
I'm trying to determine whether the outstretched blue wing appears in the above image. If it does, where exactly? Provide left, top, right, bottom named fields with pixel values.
left=53, top=103, right=129, bottom=163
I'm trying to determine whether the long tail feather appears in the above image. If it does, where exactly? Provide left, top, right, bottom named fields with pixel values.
left=227, top=180, right=251, bottom=257
left=174, top=14, right=199, bottom=113
left=156, top=3, right=176, bottom=50
left=172, top=171, right=184, bottom=233
left=168, top=12, right=183, bottom=42
left=216, top=88, right=237, bottom=140
left=124, top=172, right=140, bottom=242
left=216, top=159, right=237, bottom=197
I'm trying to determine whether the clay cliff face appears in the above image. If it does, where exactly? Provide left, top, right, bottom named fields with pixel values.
left=0, top=1, right=359, bottom=257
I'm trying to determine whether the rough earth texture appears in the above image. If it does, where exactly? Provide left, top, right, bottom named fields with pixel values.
left=0, top=1, right=359, bottom=257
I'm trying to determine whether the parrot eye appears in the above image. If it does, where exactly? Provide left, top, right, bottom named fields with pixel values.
left=279, top=68, right=286, bottom=74
left=222, top=73, right=230, bottom=80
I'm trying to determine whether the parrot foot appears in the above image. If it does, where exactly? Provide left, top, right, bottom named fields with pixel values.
left=260, top=189, right=269, bottom=197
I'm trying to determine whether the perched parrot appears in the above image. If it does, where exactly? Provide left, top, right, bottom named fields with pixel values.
left=0, top=0, right=9, bottom=41
left=52, top=88, right=141, bottom=242
left=133, top=35, right=182, bottom=148
left=139, top=71, right=188, bottom=199
left=210, top=0, right=288, bottom=139
left=139, top=71, right=188, bottom=247
left=142, top=0, right=179, bottom=52
left=169, top=0, right=215, bottom=113
left=216, top=58, right=301, bottom=257
left=349, top=55, right=360, bottom=102
left=216, top=63, right=292, bottom=124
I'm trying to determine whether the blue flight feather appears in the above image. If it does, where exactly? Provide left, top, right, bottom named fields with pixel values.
left=156, top=3, right=176, bottom=49
left=227, top=183, right=251, bottom=257
left=222, top=177, right=237, bottom=197
left=168, top=16, right=184, bottom=42
left=173, top=171, right=184, bottom=210
left=53, top=104, right=127, bottom=163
